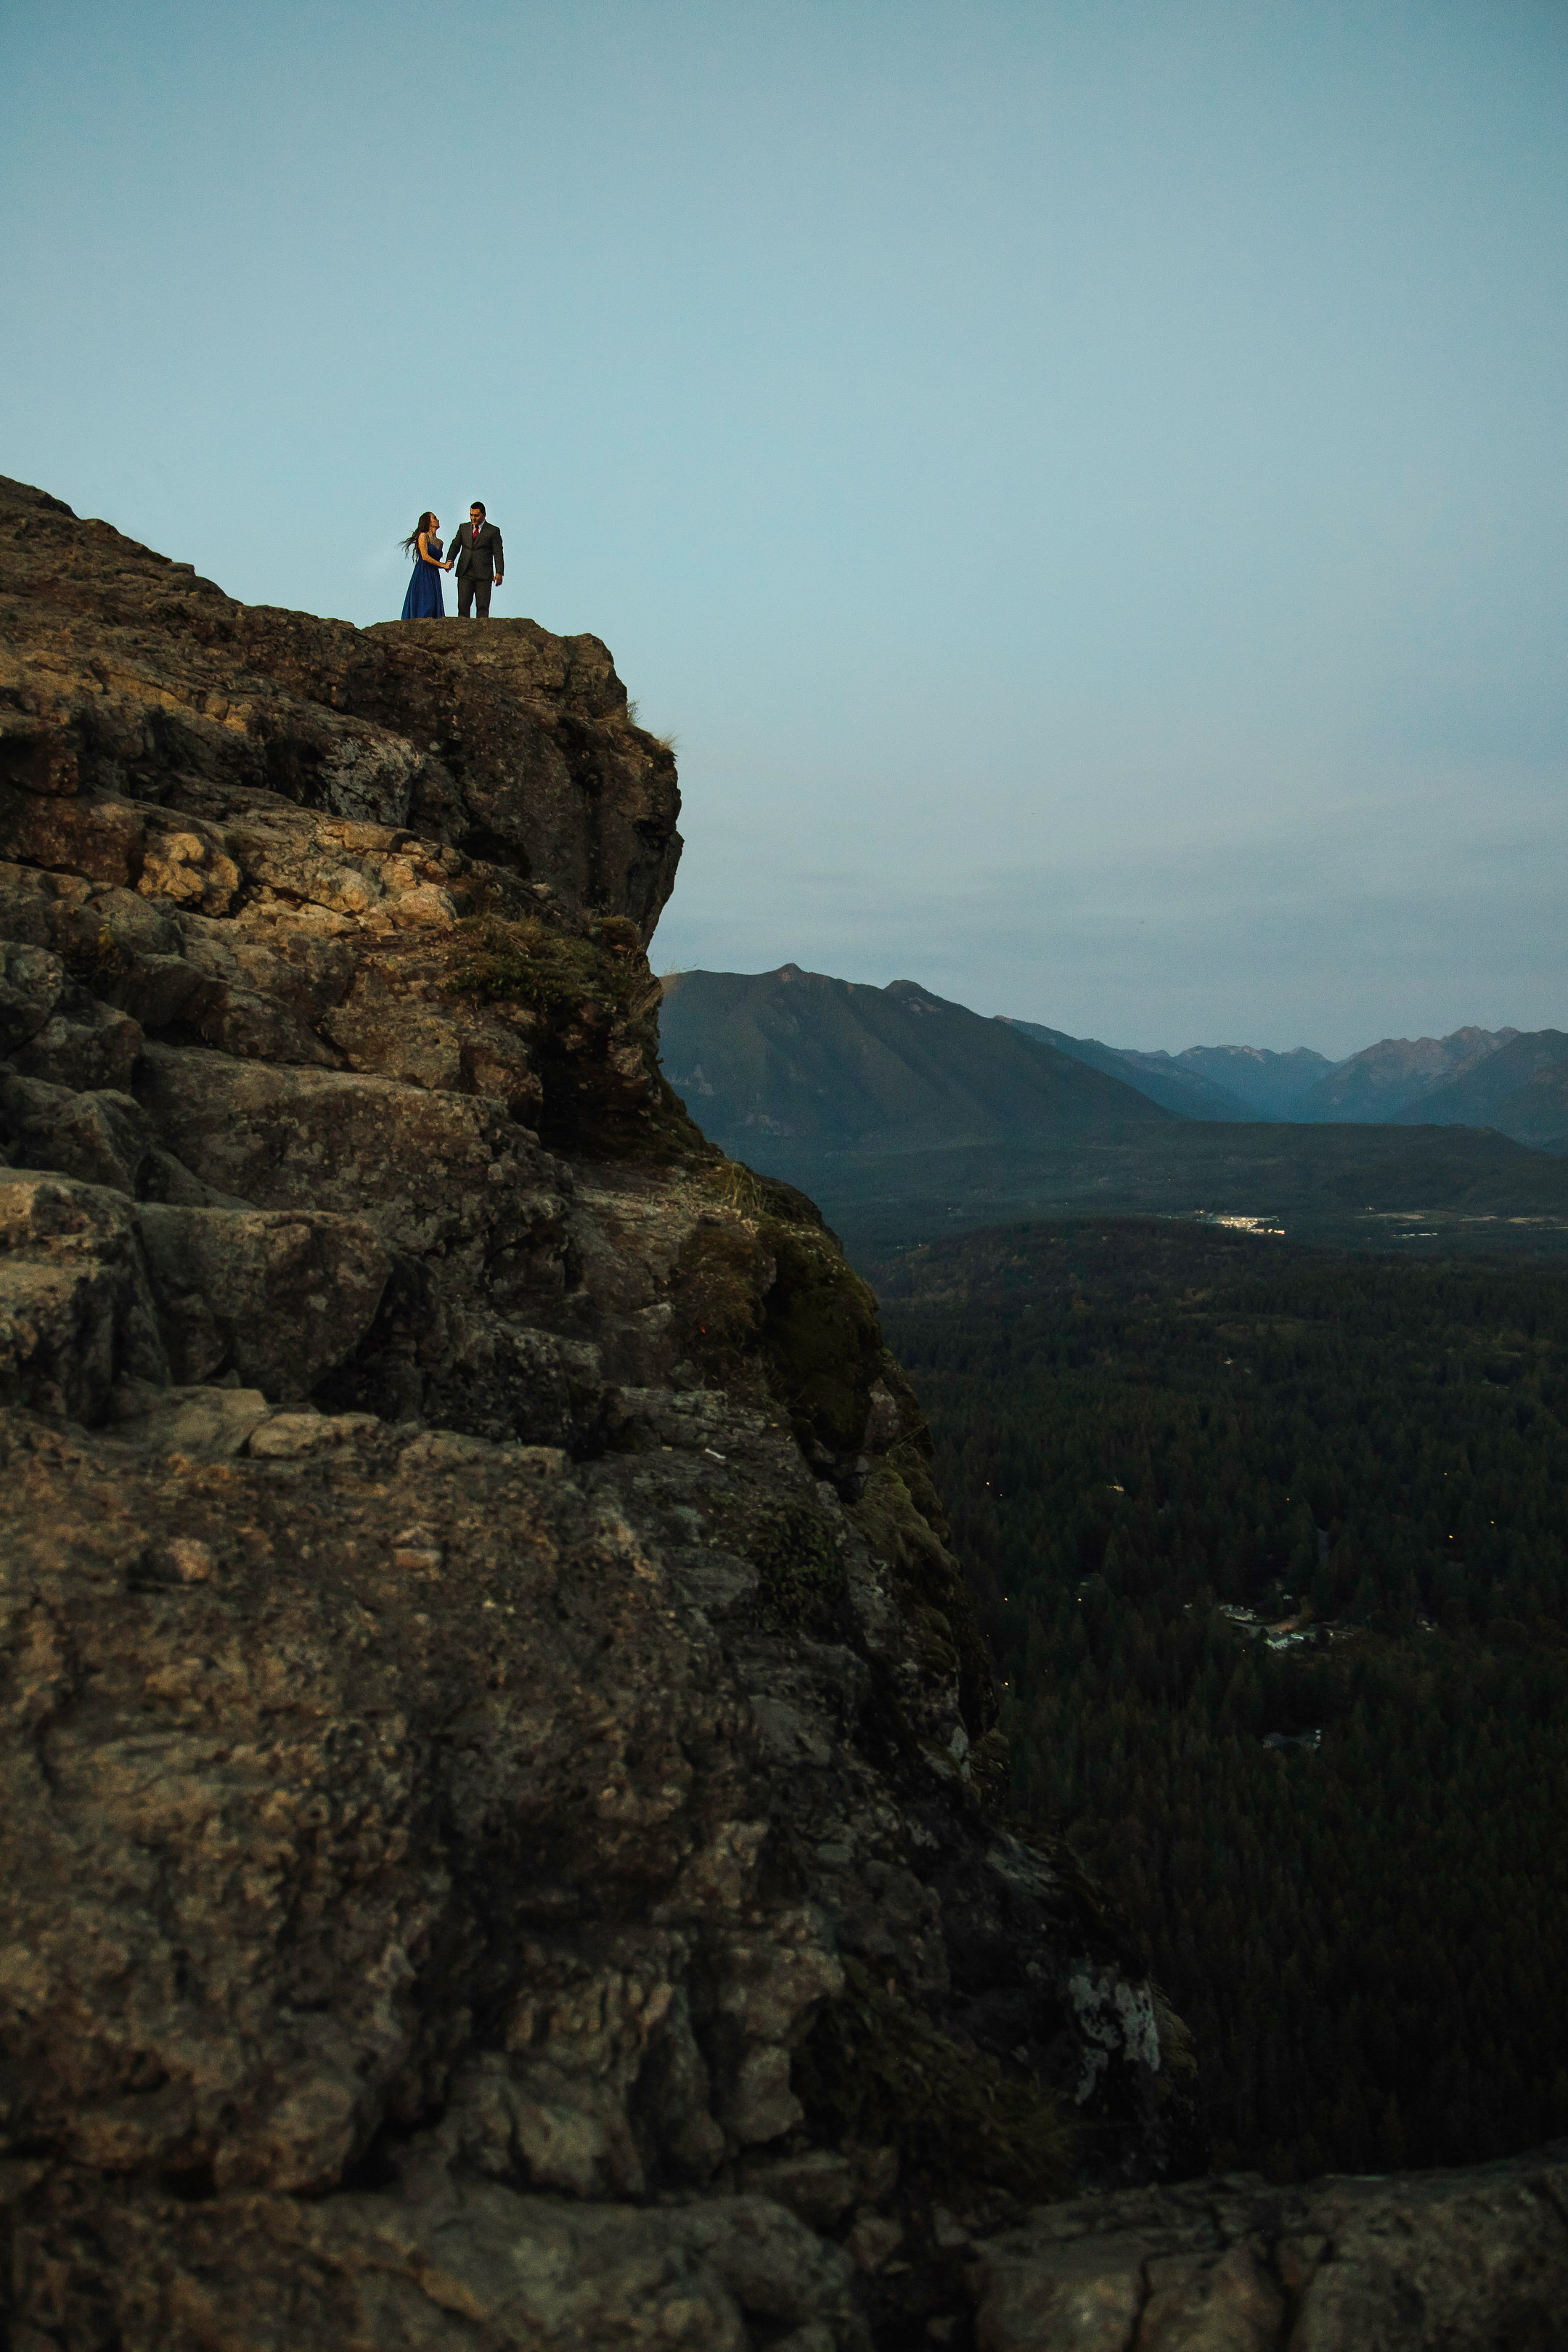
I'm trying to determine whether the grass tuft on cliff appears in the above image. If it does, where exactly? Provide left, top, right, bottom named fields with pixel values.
left=451, top=911, right=642, bottom=1017
left=666, top=1163, right=1002, bottom=1748
left=451, top=911, right=707, bottom=1156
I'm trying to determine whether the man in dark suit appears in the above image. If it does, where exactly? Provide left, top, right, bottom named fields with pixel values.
left=449, top=502, right=505, bottom=618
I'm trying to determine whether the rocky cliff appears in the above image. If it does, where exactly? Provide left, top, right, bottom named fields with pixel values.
left=4, top=477, right=1565, bottom=2352
left=0, top=478, right=1185, bottom=2351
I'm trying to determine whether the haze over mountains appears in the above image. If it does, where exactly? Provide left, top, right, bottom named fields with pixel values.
left=1000, top=1024, right=1334, bottom=1122
left=663, top=967, right=1567, bottom=1153
left=659, top=965, right=1568, bottom=1259
left=1299, top=1028, right=1519, bottom=1122
left=1395, top=1028, right=1568, bottom=1151
left=1018, top=1019, right=1553, bottom=1130
left=658, top=964, right=1170, bottom=1157
left=1178, top=1043, right=1340, bottom=1117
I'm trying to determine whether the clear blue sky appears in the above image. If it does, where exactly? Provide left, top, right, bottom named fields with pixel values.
left=5, top=0, right=1565, bottom=1055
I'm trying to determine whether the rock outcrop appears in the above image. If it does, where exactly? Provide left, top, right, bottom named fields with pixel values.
left=967, top=2144, right=1568, bottom=2349
left=0, top=478, right=1184, bottom=2351
left=4, top=476, right=1562, bottom=2351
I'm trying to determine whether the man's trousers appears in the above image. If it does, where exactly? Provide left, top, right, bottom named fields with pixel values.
left=457, top=576, right=493, bottom=618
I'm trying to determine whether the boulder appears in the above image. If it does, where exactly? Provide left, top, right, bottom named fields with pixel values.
left=0, top=939, right=66, bottom=1051
left=136, top=1203, right=392, bottom=1395
left=0, top=1167, right=167, bottom=1418
left=20, top=2179, right=860, bottom=2351
left=0, top=1071, right=158, bottom=1195
left=8, top=987, right=142, bottom=1092
left=133, top=1043, right=566, bottom=1282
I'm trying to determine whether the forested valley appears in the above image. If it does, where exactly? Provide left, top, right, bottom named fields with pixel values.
left=875, top=1218, right=1568, bottom=2181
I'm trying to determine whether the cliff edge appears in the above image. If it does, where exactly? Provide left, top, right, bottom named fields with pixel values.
left=4, top=478, right=1565, bottom=2351
left=0, top=478, right=1180, bottom=2350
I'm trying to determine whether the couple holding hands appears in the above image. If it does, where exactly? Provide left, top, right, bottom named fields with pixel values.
left=399, top=502, right=505, bottom=620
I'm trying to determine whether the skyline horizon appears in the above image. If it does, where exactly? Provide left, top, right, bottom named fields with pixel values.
left=5, top=449, right=1556, bottom=1063
left=7, top=1, right=1564, bottom=1061
left=658, top=953, right=1540, bottom=1070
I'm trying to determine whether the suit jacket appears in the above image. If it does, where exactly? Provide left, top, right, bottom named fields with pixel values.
left=451, top=520, right=504, bottom=580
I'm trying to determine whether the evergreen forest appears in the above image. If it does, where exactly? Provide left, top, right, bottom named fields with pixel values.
left=875, top=1218, right=1568, bottom=2181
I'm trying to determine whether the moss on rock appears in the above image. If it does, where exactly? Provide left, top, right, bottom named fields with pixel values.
left=759, top=1218, right=884, bottom=1462
left=850, top=1446, right=998, bottom=1746
left=749, top=1503, right=849, bottom=1637
left=451, top=911, right=707, bottom=1155
left=698, top=1487, right=850, bottom=1637
left=452, top=910, right=638, bottom=1018
left=796, top=1956, right=1075, bottom=2204
left=667, top=1217, right=772, bottom=1397
left=672, top=1161, right=888, bottom=1465
left=667, top=1164, right=1004, bottom=1741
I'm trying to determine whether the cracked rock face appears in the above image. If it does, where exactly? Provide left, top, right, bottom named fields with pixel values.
left=965, top=2145, right=1568, bottom=2350
left=0, top=476, right=1177, bottom=2351
left=1, top=475, right=1552, bottom=2350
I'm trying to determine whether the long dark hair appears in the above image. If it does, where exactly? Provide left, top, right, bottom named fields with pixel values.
left=400, top=512, right=437, bottom=555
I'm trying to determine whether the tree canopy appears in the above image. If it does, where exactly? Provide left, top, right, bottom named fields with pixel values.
left=879, top=1217, right=1568, bottom=2178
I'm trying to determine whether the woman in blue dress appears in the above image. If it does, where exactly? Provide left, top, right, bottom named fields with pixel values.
left=399, top=512, right=452, bottom=618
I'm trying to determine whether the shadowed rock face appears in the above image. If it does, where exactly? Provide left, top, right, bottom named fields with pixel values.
left=0, top=478, right=1559, bottom=2351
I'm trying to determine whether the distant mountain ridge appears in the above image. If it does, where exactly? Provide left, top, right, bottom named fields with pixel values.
left=658, top=965, right=1170, bottom=1157
left=1011, top=1021, right=1563, bottom=1140
left=1172, top=1042, right=1339, bottom=1117
left=658, top=966, right=1568, bottom=1262
left=1393, top=1029, right=1568, bottom=1151
left=999, top=1021, right=1256, bottom=1119
left=660, top=968, right=1567, bottom=1161
left=1000, top=1029, right=1350, bottom=1119
left=1294, top=1027, right=1519, bottom=1124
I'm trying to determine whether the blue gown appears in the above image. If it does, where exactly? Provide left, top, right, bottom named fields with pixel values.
left=401, top=536, right=445, bottom=618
